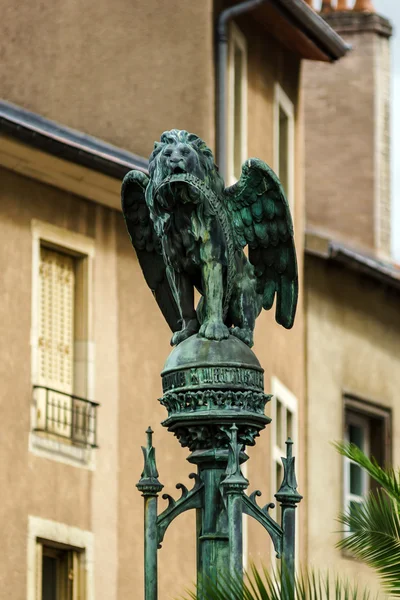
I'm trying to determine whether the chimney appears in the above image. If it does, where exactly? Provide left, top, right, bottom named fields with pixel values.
left=320, top=0, right=333, bottom=13
left=336, top=0, right=349, bottom=10
left=303, top=6, right=393, bottom=257
left=353, top=0, right=375, bottom=12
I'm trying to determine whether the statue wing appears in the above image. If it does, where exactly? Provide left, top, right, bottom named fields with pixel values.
left=224, top=158, right=298, bottom=329
left=121, top=170, right=181, bottom=332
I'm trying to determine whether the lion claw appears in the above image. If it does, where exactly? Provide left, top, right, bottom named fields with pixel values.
left=171, top=318, right=199, bottom=346
left=231, top=326, right=254, bottom=348
left=199, top=320, right=230, bottom=341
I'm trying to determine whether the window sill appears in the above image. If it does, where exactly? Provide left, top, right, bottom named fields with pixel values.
left=29, top=431, right=96, bottom=470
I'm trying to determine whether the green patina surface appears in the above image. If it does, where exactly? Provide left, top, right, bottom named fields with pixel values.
left=127, top=132, right=302, bottom=600
left=122, top=129, right=298, bottom=349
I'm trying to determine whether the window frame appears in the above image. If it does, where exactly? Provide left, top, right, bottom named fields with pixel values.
left=270, top=377, right=298, bottom=567
left=342, top=393, right=392, bottom=536
left=227, top=22, right=248, bottom=186
left=274, top=83, right=295, bottom=215
left=30, top=220, right=95, bottom=468
left=27, top=516, right=94, bottom=600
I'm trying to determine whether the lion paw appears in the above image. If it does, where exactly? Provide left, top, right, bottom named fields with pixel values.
left=171, top=318, right=199, bottom=346
left=231, top=327, right=254, bottom=348
left=199, top=320, right=230, bottom=341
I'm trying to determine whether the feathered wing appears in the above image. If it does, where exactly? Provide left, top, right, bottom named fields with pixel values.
left=224, top=158, right=298, bottom=329
left=121, top=170, right=181, bottom=332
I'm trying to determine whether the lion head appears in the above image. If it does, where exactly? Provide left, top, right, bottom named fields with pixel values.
left=148, top=129, right=224, bottom=194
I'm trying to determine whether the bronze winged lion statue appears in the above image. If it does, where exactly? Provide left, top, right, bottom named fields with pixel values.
left=121, top=129, right=297, bottom=348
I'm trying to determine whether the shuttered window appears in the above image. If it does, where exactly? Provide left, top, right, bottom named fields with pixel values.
left=36, top=246, right=75, bottom=439
left=38, top=247, right=75, bottom=393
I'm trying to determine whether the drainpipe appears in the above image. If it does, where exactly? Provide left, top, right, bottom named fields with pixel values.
left=216, top=0, right=267, bottom=180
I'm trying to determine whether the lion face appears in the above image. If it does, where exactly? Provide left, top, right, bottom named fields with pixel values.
left=148, top=129, right=224, bottom=194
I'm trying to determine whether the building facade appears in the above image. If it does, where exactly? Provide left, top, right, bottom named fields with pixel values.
left=0, top=1, right=347, bottom=598
left=303, top=0, right=400, bottom=591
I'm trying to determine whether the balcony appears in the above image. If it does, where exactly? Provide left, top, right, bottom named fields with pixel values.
left=33, top=385, right=98, bottom=449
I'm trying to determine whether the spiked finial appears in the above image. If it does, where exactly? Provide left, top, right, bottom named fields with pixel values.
left=275, top=439, right=302, bottom=506
left=137, top=427, right=163, bottom=496
left=221, top=424, right=249, bottom=492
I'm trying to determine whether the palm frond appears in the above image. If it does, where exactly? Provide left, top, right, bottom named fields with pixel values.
left=180, top=565, right=376, bottom=600
left=333, top=441, right=400, bottom=504
left=338, top=488, right=400, bottom=596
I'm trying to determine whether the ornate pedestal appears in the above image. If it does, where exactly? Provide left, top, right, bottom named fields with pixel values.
left=137, top=336, right=302, bottom=600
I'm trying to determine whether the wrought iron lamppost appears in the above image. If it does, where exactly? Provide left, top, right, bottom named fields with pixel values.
left=122, top=129, right=302, bottom=599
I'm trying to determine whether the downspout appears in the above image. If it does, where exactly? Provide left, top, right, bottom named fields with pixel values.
left=216, top=0, right=268, bottom=180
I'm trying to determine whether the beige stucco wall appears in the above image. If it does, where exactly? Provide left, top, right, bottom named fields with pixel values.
left=305, top=255, right=400, bottom=591
left=0, top=167, right=121, bottom=599
left=0, top=0, right=215, bottom=158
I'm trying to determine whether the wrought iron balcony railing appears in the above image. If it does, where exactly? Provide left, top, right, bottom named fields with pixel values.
left=33, top=385, right=99, bottom=448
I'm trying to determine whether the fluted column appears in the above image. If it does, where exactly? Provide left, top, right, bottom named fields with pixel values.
left=353, top=0, right=375, bottom=11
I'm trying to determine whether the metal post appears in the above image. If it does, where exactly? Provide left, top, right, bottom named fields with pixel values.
left=221, top=425, right=249, bottom=586
left=137, top=428, right=163, bottom=600
left=275, top=439, right=302, bottom=600
left=194, top=461, right=230, bottom=598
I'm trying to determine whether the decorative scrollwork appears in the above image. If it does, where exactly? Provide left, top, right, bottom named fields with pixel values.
left=157, top=473, right=204, bottom=547
left=248, top=490, right=275, bottom=514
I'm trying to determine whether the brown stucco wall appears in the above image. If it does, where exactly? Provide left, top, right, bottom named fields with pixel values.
left=0, top=0, right=215, bottom=158
left=220, top=14, right=307, bottom=569
left=305, top=256, right=400, bottom=590
left=303, top=30, right=378, bottom=251
left=116, top=215, right=197, bottom=598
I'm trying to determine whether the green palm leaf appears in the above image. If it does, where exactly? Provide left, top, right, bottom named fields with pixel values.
left=334, top=441, right=400, bottom=596
left=180, top=565, right=375, bottom=600
left=333, top=441, right=400, bottom=504
left=337, top=490, right=400, bottom=595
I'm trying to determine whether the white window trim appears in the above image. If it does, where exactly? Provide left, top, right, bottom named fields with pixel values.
left=343, top=412, right=370, bottom=534
left=27, top=516, right=94, bottom=600
left=274, top=83, right=295, bottom=215
left=270, top=376, right=298, bottom=570
left=30, top=220, right=95, bottom=469
left=227, top=22, right=248, bottom=186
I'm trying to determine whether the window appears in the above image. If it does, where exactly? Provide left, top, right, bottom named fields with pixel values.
left=30, top=221, right=96, bottom=466
left=227, top=23, right=247, bottom=185
left=38, top=542, right=83, bottom=600
left=28, top=516, right=94, bottom=600
left=271, top=378, right=298, bottom=526
left=343, top=394, right=391, bottom=530
left=274, top=84, right=295, bottom=214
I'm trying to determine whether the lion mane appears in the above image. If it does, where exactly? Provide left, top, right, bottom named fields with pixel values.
left=148, top=129, right=224, bottom=194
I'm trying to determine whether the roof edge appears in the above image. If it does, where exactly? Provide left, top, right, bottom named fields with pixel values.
left=273, top=0, right=351, bottom=61
left=0, top=100, right=148, bottom=179
left=305, top=231, right=400, bottom=292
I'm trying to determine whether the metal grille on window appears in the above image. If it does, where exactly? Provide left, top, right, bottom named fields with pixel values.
left=37, top=247, right=75, bottom=439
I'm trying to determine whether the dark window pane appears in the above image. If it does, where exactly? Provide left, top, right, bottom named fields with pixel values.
left=350, top=463, right=363, bottom=496
left=233, top=46, right=243, bottom=180
left=42, top=555, right=57, bottom=600
left=279, top=107, right=289, bottom=195
left=349, top=424, right=364, bottom=449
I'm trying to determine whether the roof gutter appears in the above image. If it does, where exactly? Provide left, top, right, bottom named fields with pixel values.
left=274, top=0, right=351, bottom=61
left=216, top=0, right=349, bottom=180
left=216, top=0, right=268, bottom=180
left=0, top=100, right=148, bottom=179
